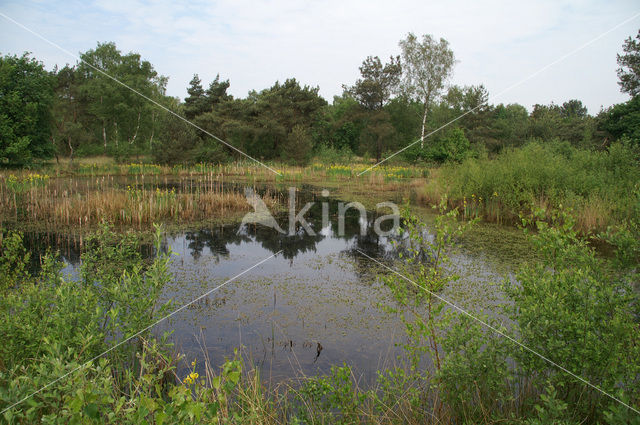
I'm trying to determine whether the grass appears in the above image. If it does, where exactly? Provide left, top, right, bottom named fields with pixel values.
left=6, top=141, right=640, bottom=236
left=0, top=172, right=281, bottom=229
left=0, top=159, right=425, bottom=230
left=416, top=141, right=640, bottom=234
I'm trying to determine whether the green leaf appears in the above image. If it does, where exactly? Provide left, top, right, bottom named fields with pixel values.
left=84, top=403, right=99, bottom=420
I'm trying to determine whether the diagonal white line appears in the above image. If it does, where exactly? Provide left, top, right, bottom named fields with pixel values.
left=357, top=11, right=640, bottom=176
left=0, top=12, right=282, bottom=176
left=356, top=249, right=640, bottom=415
left=0, top=250, right=282, bottom=415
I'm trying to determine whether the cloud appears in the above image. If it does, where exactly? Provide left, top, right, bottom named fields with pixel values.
left=1, top=0, right=638, bottom=112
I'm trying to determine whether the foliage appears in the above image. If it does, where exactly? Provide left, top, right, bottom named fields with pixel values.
left=0, top=224, right=172, bottom=376
left=345, top=55, right=402, bottom=111
left=316, top=94, right=367, bottom=153
left=435, top=140, right=640, bottom=231
left=313, top=143, right=354, bottom=164
left=76, top=42, right=167, bottom=158
left=506, top=209, right=640, bottom=421
left=0, top=225, right=271, bottom=424
left=294, top=364, right=366, bottom=424
left=431, top=126, right=470, bottom=162
left=358, top=110, right=397, bottom=161
left=399, top=32, right=456, bottom=146
left=281, top=124, right=313, bottom=165
left=382, top=200, right=475, bottom=399
left=617, top=29, right=640, bottom=97
left=184, top=74, right=208, bottom=120
left=0, top=53, right=55, bottom=166
left=6, top=31, right=637, bottom=166
left=0, top=231, right=30, bottom=292
left=525, top=384, right=576, bottom=425
left=601, top=96, right=640, bottom=144
left=436, top=312, right=511, bottom=422
left=51, top=65, right=89, bottom=162
left=490, top=103, right=529, bottom=151
left=528, top=101, right=598, bottom=148
left=399, top=32, right=455, bottom=105
left=152, top=100, right=200, bottom=164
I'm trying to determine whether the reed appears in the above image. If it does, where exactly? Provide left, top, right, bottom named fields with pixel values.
left=0, top=172, right=280, bottom=228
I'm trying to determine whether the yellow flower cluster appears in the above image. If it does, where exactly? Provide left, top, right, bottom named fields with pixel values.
left=155, top=187, right=176, bottom=195
left=7, top=173, right=49, bottom=184
left=184, top=371, right=199, bottom=385
left=26, top=173, right=49, bottom=182
left=325, top=164, right=421, bottom=179
left=6, top=173, right=50, bottom=192
left=127, top=163, right=163, bottom=174
left=327, top=164, right=352, bottom=172
left=184, top=359, right=199, bottom=385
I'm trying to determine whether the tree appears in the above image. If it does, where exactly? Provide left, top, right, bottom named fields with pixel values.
left=600, top=96, right=640, bottom=144
left=76, top=42, right=120, bottom=153
left=51, top=65, right=89, bottom=163
left=282, top=124, right=313, bottom=165
left=320, top=94, right=367, bottom=152
left=436, top=127, right=470, bottom=162
left=77, top=42, right=166, bottom=158
left=442, top=84, right=494, bottom=148
left=528, top=103, right=563, bottom=141
left=385, top=96, right=423, bottom=150
left=250, top=78, right=327, bottom=159
left=491, top=103, right=529, bottom=151
left=152, top=98, right=199, bottom=164
left=561, top=99, right=588, bottom=119
left=0, top=53, right=54, bottom=166
left=617, top=29, right=640, bottom=97
left=358, top=110, right=396, bottom=162
left=399, top=32, right=456, bottom=148
left=184, top=74, right=208, bottom=119
left=205, top=74, right=231, bottom=109
left=528, top=102, right=595, bottom=148
left=346, top=55, right=401, bottom=111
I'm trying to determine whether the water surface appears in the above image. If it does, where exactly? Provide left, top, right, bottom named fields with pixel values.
left=21, top=184, right=523, bottom=383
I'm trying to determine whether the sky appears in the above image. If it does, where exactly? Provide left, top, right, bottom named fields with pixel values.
left=1, top=0, right=639, bottom=114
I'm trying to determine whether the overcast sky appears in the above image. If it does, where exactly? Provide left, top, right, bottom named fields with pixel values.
left=1, top=0, right=639, bottom=113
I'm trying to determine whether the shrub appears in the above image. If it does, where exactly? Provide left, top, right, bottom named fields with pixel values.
left=505, top=209, right=640, bottom=421
left=435, top=140, right=640, bottom=230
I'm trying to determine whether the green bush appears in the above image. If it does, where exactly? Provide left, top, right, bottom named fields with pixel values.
left=436, top=313, right=512, bottom=422
left=295, top=364, right=366, bottom=424
left=440, top=140, right=640, bottom=226
left=314, top=143, right=354, bottom=165
left=75, top=143, right=106, bottom=157
left=505, top=209, right=640, bottom=421
left=0, top=224, right=173, bottom=418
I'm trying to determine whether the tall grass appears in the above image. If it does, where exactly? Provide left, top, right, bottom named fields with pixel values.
left=418, top=141, right=640, bottom=233
left=0, top=172, right=280, bottom=227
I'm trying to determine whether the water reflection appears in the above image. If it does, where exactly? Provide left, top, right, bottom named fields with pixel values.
left=19, top=187, right=405, bottom=383
left=17, top=185, right=509, bottom=384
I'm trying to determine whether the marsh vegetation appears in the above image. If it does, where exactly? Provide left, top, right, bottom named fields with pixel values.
left=1, top=25, right=640, bottom=425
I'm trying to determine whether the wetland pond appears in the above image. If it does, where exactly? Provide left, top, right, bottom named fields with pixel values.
left=21, top=183, right=530, bottom=384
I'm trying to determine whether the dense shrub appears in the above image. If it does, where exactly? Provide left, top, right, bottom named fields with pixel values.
left=434, top=140, right=640, bottom=230
left=505, top=210, right=640, bottom=422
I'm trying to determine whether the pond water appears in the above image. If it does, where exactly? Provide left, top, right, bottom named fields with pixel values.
left=21, top=183, right=525, bottom=384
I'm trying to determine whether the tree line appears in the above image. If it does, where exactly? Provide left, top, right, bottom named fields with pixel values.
left=1, top=30, right=639, bottom=167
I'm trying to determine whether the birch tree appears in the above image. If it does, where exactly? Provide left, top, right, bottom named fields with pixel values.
left=399, top=33, right=455, bottom=148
